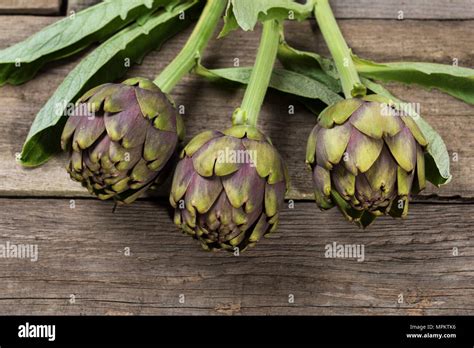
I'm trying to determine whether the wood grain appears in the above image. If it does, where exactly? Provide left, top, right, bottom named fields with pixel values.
left=0, top=0, right=61, bottom=15
left=0, top=8, right=473, bottom=317
left=65, top=0, right=474, bottom=19
left=330, top=0, right=474, bottom=19
left=0, top=18, right=472, bottom=199
left=0, top=198, right=472, bottom=315
left=67, top=0, right=99, bottom=13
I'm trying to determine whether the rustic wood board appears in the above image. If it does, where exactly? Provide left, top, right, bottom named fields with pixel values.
left=0, top=18, right=472, bottom=199
left=67, top=0, right=99, bottom=13
left=66, top=0, right=474, bottom=19
left=0, top=6, right=473, bottom=318
left=0, top=198, right=472, bottom=315
left=330, top=0, right=474, bottom=19
left=0, top=0, right=61, bottom=15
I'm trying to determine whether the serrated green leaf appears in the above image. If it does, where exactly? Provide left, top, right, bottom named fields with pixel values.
left=353, top=54, right=474, bottom=105
left=218, top=0, right=239, bottom=38
left=362, top=78, right=451, bottom=186
left=20, top=1, right=198, bottom=167
left=220, top=0, right=316, bottom=36
left=195, top=64, right=342, bottom=105
left=0, top=0, right=168, bottom=86
left=277, top=39, right=340, bottom=92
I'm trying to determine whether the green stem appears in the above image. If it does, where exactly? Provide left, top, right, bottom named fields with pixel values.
left=153, top=0, right=226, bottom=93
left=315, top=0, right=366, bottom=99
left=233, top=20, right=281, bottom=127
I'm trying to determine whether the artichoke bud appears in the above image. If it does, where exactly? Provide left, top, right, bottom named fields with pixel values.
left=170, top=125, right=289, bottom=251
left=306, top=95, right=428, bottom=227
left=61, top=77, right=184, bottom=204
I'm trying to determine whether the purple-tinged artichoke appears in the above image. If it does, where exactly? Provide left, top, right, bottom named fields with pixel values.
left=170, top=125, right=289, bottom=251
left=61, top=77, right=184, bottom=204
left=306, top=95, right=428, bottom=227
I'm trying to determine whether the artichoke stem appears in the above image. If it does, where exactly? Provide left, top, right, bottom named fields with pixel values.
left=315, top=0, right=366, bottom=99
left=153, top=0, right=226, bottom=94
left=235, top=19, right=281, bottom=127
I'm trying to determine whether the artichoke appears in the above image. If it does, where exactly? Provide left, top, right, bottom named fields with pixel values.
left=61, top=77, right=184, bottom=204
left=306, top=95, right=428, bottom=227
left=170, top=125, right=289, bottom=251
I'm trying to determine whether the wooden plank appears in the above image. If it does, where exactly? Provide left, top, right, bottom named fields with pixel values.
left=0, top=15, right=55, bottom=46
left=0, top=198, right=472, bottom=315
left=0, top=19, right=473, bottom=199
left=64, top=0, right=474, bottom=19
left=330, top=0, right=474, bottom=19
left=6, top=0, right=474, bottom=19
left=67, top=0, right=99, bottom=13
left=0, top=0, right=61, bottom=15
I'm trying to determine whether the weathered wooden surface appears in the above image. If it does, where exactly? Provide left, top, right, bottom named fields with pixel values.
left=0, top=18, right=473, bottom=199
left=0, top=3, right=473, bottom=316
left=0, top=0, right=61, bottom=14
left=67, top=0, right=99, bottom=13
left=330, top=0, right=474, bottom=19
left=66, top=0, right=474, bottom=19
left=0, top=199, right=472, bottom=315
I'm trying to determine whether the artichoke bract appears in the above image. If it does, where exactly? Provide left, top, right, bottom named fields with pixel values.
left=61, top=77, right=184, bottom=204
left=170, top=125, right=289, bottom=251
left=306, top=95, right=428, bottom=227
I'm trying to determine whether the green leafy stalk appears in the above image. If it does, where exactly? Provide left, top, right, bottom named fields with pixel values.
left=0, top=0, right=164, bottom=86
left=278, top=40, right=340, bottom=93
left=314, top=0, right=365, bottom=98
left=220, top=0, right=316, bottom=37
left=233, top=19, right=281, bottom=126
left=353, top=54, right=474, bottom=105
left=20, top=1, right=198, bottom=167
left=154, top=0, right=226, bottom=93
left=196, top=64, right=342, bottom=105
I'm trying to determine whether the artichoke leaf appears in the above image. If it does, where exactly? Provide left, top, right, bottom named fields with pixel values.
left=0, top=0, right=170, bottom=86
left=20, top=0, right=198, bottom=167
